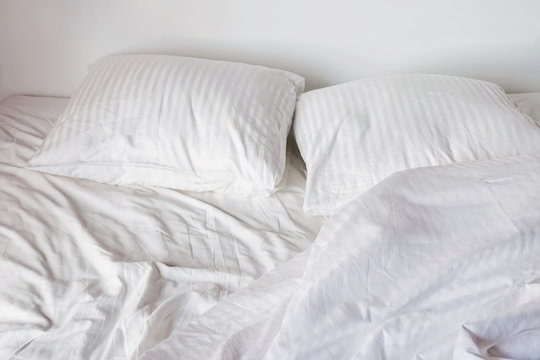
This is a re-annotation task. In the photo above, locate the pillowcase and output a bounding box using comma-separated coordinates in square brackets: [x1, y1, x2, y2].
[27, 54, 304, 195]
[508, 93, 540, 127]
[294, 74, 540, 215]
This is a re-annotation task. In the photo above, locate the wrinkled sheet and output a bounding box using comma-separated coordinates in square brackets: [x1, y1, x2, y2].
[0, 96, 323, 359]
[0, 96, 66, 166]
[268, 155, 540, 359]
[144, 154, 540, 360]
[3, 96, 540, 359]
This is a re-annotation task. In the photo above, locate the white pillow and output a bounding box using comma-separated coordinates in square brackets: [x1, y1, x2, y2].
[27, 54, 304, 195]
[508, 93, 540, 127]
[294, 74, 540, 215]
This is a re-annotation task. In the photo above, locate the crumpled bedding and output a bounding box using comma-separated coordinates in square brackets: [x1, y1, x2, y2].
[2, 96, 540, 359]
[267, 154, 540, 359]
[145, 154, 540, 360]
[0, 96, 323, 359]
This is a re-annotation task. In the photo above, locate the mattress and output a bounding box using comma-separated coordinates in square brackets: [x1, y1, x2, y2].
[0, 96, 323, 358]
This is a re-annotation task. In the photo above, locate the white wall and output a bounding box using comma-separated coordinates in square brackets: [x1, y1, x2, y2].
[1, 0, 539, 101]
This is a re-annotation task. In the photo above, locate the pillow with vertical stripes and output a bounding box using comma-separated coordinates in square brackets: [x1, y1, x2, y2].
[294, 74, 540, 215]
[27, 54, 304, 195]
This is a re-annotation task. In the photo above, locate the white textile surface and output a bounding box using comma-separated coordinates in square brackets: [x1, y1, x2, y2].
[294, 75, 540, 216]
[27, 55, 304, 196]
[0, 96, 66, 166]
[146, 153, 540, 359]
[0, 96, 322, 359]
[2, 95, 540, 359]
[267, 154, 540, 359]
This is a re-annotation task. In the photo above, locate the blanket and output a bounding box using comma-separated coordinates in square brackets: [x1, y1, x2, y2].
[148, 154, 540, 359]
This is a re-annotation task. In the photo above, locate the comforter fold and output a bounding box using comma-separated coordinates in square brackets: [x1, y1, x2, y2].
[3, 151, 540, 359]
[150, 155, 540, 359]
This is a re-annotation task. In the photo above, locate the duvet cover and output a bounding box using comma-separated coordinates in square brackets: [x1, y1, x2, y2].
[148, 154, 540, 359]
[0, 96, 323, 359]
[2, 96, 540, 359]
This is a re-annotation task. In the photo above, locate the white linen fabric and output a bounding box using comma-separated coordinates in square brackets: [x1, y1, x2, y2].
[265, 154, 540, 360]
[294, 74, 540, 215]
[509, 92, 540, 127]
[145, 154, 540, 360]
[4, 95, 540, 359]
[27, 54, 304, 195]
[0, 96, 323, 359]
[0, 96, 67, 166]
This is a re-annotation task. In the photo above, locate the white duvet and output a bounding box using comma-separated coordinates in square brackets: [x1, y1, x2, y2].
[269, 155, 540, 359]
[147, 154, 540, 360]
[0, 97, 322, 359]
[2, 96, 540, 359]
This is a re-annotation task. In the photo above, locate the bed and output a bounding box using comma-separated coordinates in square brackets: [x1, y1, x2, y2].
[2, 55, 540, 359]
[0, 95, 323, 359]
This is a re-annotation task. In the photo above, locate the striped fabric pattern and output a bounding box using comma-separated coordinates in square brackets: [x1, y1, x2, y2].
[294, 74, 540, 215]
[28, 54, 304, 195]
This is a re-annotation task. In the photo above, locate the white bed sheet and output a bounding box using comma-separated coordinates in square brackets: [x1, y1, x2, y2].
[144, 154, 540, 360]
[0, 96, 323, 359]
[266, 153, 540, 359]
[145, 92, 540, 359]
[2, 92, 540, 359]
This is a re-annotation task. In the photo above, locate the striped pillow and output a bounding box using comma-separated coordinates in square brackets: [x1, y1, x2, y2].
[294, 74, 540, 215]
[27, 54, 304, 195]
